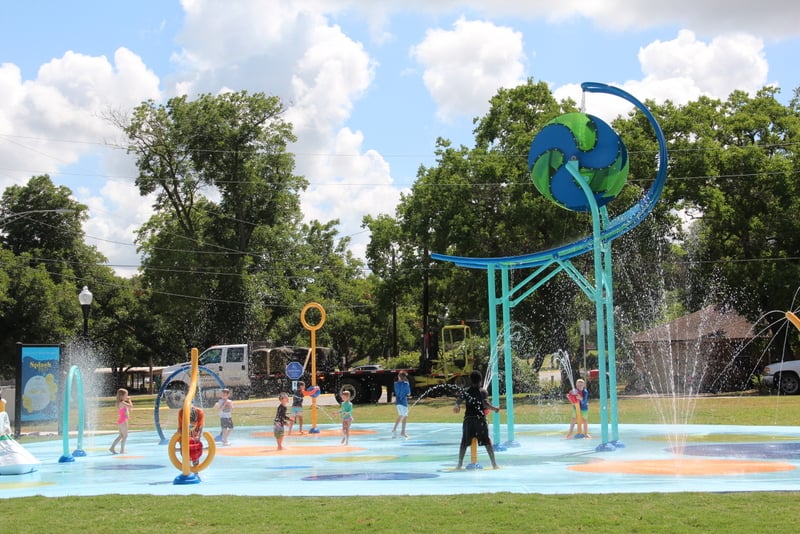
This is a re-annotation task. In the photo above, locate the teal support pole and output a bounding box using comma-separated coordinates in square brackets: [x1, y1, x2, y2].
[603, 241, 622, 445]
[487, 267, 501, 445]
[501, 265, 516, 447]
[565, 159, 612, 448]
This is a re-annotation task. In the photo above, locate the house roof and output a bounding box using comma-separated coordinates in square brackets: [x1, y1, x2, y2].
[630, 305, 756, 343]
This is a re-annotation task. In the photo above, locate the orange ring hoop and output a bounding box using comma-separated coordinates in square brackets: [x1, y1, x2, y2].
[168, 430, 217, 473]
[300, 302, 326, 331]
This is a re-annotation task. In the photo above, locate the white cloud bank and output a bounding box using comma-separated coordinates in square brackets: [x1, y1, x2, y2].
[0, 0, 794, 277]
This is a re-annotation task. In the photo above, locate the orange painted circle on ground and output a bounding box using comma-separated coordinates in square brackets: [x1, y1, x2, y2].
[250, 428, 377, 439]
[569, 458, 797, 476]
[215, 445, 366, 456]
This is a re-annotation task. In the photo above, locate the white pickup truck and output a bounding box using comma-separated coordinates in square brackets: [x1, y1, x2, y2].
[763, 360, 800, 394]
[160, 343, 323, 408]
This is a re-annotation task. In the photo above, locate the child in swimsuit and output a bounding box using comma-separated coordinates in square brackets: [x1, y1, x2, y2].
[339, 389, 353, 445]
[109, 388, 132, 454]
[216, 388, 234, 445]
[273, 392, 293, 451]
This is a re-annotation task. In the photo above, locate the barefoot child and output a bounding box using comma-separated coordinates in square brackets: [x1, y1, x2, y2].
[339, 389, 353, 445]
[216, 388, 234, 445]
[273, 392, 293, 451]
[109, 388, 132, 454]
[288, 381, 306, 435]
[392, 371, 411, 439]
[565, 378, 590, 438]
[453, 370, 500, 469]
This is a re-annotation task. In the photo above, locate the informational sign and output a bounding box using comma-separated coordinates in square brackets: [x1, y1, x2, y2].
[285, 361, 304, 380]
[16, 344, 62, 432]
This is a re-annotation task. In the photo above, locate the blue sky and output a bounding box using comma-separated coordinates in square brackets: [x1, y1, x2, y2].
[2, 1, 799, 276]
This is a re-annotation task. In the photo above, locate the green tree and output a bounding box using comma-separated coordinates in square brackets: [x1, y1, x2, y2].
[120, 91, 373, 361]
[366, 79, 688, 364]
[660, 87, 800, 321]
[0, 176, 132, 377]
[383, 80, 588, 352]
[1, 175, 86, 270]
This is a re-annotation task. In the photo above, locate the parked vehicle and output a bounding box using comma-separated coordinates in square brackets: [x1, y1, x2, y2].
[160, 343, 334, 408]
[315, 324, 476, 403]
[763, 360, 800, 394]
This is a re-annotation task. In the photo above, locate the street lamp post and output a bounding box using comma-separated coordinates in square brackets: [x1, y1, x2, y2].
[78, 286, 93, 338]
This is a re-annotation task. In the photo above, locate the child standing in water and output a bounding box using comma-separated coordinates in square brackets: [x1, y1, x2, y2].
[339, 389, 353, 445]
[392, 371, 411, 439]
[453, 370, 499, 469]
[288, 381, 306, 435]
[565, 378, 590, 438]
[216, 388, 234, 445]
[273, 392, 293, 451]
[109, 388, 132, 454]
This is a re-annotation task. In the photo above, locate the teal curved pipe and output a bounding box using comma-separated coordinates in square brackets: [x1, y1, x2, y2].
[59, 365, 86, 463]
[431, 82, 667, 269]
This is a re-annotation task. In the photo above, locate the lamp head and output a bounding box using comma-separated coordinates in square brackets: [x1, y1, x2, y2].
[78, 286, 93, 306]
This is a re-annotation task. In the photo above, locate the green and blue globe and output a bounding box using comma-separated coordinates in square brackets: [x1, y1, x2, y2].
[527, 112, 629, 212]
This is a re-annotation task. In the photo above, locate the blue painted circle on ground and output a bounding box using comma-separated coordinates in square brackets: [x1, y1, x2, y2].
[676, 442, 800, 459]
[93, 464, 166, 470]
[302, 472, 439, 481]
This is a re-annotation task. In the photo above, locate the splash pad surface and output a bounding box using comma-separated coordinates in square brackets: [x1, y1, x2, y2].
[2, 423, 800, 497]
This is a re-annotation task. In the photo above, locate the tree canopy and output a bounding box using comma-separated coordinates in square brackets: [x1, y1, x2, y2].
[3, 81, 800, 382]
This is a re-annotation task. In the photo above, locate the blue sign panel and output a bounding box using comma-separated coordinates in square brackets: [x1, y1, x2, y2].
[285, 361, 304, 380]
[17, 344, 61, 424]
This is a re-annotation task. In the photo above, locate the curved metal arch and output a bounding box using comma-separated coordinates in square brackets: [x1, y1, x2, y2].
[431, 81, 668, 269]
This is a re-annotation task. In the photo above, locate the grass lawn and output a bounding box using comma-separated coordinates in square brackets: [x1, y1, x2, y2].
[4, 393, 800, 533]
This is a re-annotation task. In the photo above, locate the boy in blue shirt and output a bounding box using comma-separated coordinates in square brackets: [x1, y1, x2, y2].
[392, 371, 411, 438]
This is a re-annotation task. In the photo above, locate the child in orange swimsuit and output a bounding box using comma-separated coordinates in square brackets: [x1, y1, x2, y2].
[109, 388, 132, 454]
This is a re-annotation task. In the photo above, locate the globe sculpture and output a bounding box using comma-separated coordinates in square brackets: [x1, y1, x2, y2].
[527, 112, 629, 211]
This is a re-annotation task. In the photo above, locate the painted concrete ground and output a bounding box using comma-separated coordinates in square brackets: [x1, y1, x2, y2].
[2, 422, 800, 497]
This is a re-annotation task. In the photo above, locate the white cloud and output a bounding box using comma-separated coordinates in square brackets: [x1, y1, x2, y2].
[578, 0, 800, 39]
[553, 30, 769, 124]
[298, 127, 405, 260]
[1, 0, 795, 279]
[83, 179, 154, 278]
[339, 0, 800, 39]
[638, 30, 767, 98]
[175, 0, 384, 262]
[0, 48, 160, 274]
[410, 18, 526, 122]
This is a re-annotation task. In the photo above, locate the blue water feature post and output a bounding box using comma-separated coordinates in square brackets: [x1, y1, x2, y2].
[486, 267, 501, 447]
[59, 365, 86, 463]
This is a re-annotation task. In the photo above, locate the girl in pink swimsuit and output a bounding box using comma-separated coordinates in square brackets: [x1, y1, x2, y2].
[109, 388, 132, 454]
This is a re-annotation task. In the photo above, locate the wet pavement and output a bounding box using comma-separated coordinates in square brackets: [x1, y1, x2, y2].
[2, 422, 800, 497]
